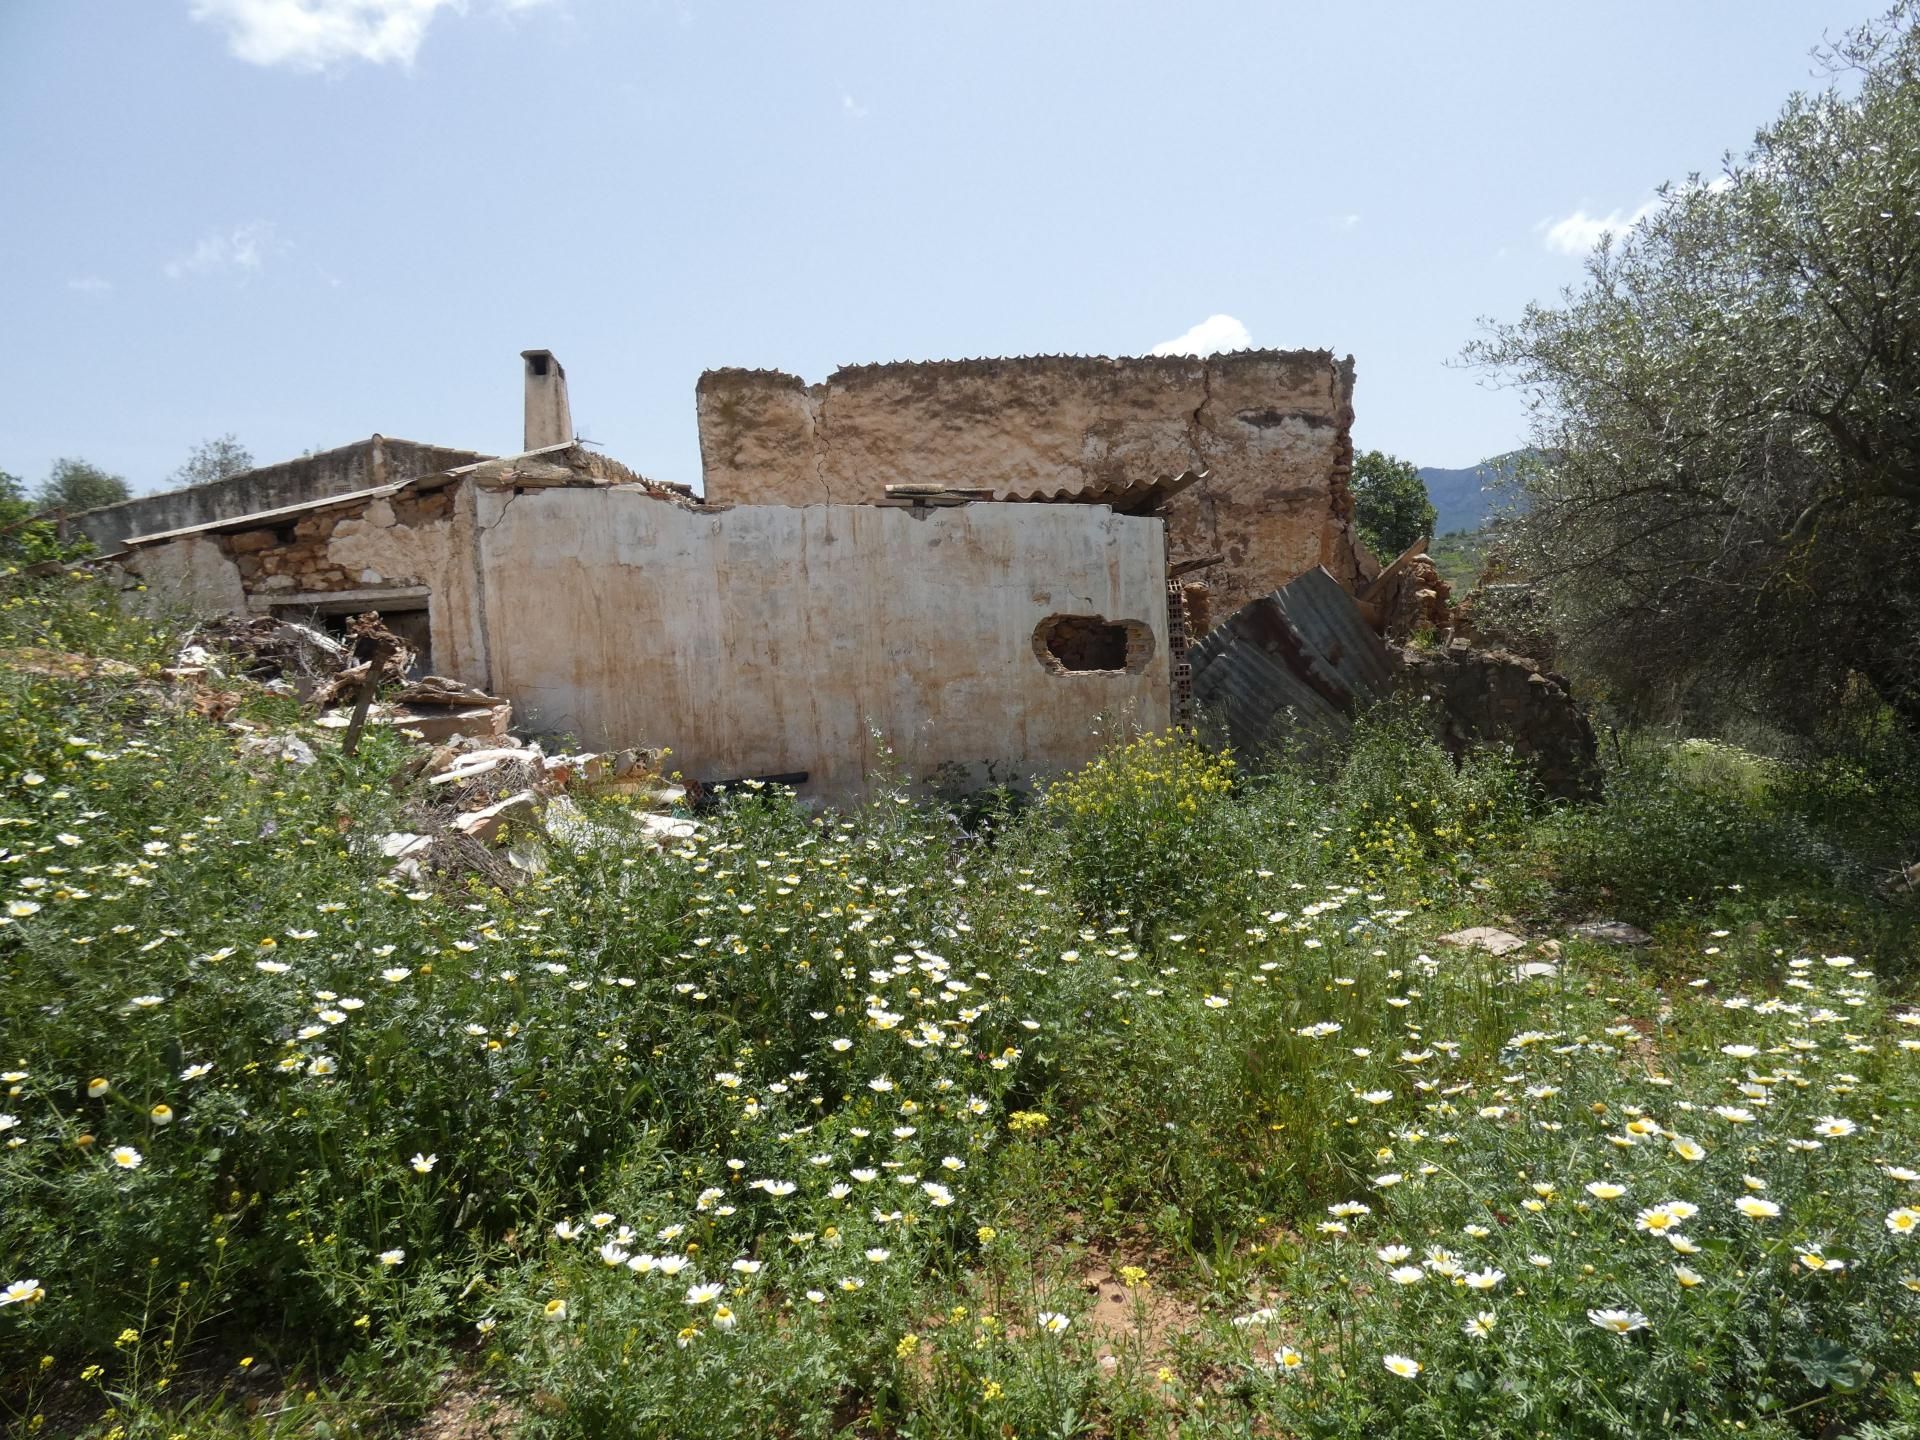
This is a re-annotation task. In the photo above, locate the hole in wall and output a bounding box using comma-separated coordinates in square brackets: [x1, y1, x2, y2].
[1033, 614, 1154, 675]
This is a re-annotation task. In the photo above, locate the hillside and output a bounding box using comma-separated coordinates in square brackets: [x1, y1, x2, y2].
[1417, 450, 1531, 536]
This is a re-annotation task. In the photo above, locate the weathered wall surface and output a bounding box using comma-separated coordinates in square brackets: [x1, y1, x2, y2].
[697, 351, 1360, 619]
[473, 489, 1171, 798]
[74, 437, 489, 555]
[123, 482, 490, 683]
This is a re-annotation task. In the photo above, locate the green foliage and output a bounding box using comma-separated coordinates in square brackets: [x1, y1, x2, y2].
[169, 435, 255, 491]
[1351, 449, 1437, 558]
[1426, 528, 1489, 589]
[0, 472, 90, 567]
[0, 580, 1915, 1438]
[1469, 6, 1920, 738]
[35, 458, 130, 515]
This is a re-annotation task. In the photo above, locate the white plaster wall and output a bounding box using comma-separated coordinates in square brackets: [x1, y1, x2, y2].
[473, 489, 1170, 798]
[129, 535, 248, 617]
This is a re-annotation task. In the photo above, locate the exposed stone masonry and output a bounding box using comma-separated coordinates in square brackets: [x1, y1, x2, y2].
[697, 350, 1364, 623]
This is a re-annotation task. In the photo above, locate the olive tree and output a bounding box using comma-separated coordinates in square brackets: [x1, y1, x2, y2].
[1469, 6, 1920, 737]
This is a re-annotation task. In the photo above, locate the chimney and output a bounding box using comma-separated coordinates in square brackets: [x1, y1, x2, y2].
[521, 349, 573, 451]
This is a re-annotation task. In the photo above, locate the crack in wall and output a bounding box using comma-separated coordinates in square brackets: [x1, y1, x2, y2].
[806, 385, 834, 505]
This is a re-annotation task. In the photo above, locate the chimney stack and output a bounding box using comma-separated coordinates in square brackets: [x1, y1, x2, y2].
[521, 349, 573, 451]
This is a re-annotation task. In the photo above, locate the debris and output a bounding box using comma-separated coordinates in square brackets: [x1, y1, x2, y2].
[376, 832, 433, 859]
[1188, 567, 1395, 764]
[1395, 643, 1601, 802]
[1356, 538, 1453, 641]
[382, 701, 514, 744]
[237, 733, 317, 767]
[451, 790, 541, 845]
[1437, 926, 1528, 956]
[183, 615, 346, 694]
[388, 675, 503, 707]
[312, 612, 415, 716]
[637, 811, 701, 843]
[428, 748, 543, 786]
[1511, 960, 1560, 980]
[1568, 920, 1653, 946]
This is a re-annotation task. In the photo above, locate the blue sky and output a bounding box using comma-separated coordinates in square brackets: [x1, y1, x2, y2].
[0, 0, 1884, 496]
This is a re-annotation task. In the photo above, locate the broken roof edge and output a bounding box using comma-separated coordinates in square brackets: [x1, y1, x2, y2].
[122, 479, 416, 547]
[877, 467, 1206, 515]
[68, 435, 496, 523]
[698, 348, 1354, 395]
[122, 443, 700, 546]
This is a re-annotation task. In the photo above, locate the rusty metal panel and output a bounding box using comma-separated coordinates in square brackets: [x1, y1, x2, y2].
[1188, 567, 1394, 763]
[1271, 567, 1396, 698]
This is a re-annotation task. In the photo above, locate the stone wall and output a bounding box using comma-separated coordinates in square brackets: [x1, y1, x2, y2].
[697, 350, 1362, 620]
[1394, 641, 1600, 801]
[124, 480, 490, 683]
[73, 436, 489, 554]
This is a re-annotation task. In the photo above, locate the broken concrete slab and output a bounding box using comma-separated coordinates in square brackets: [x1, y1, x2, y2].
[428, 747, 544, 785]
[451, 790, 540, 845]
[1437, 926, 1528, 957]
[1569, 920, 1653, 947]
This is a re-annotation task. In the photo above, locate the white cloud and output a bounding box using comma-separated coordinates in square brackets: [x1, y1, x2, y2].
[1334, 212, 1361, 230]
[1150, 314, 1253, 358]
[187, 0, 523, 71]
[66, 276, 114, 295]
[841, 92, 869, 120]
[1540, 199, 1660, 256]
[165, 222, 279, 280]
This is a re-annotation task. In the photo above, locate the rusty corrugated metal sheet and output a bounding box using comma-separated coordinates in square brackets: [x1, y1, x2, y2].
[1188, 566, 1394, 762]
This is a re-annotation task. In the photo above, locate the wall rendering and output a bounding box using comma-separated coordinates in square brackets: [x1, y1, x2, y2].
[696, 350, 1362, 619]
[473, 488, 1170, 796]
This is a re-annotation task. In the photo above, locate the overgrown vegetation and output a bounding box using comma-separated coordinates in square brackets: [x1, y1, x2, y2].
[1, 576, 1916, 1439]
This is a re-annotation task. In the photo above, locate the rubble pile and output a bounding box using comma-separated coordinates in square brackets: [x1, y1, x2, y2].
[167, 623, 696, 890]
[1189, 564, 1601, 801]
[1393, 639, 1600, 801]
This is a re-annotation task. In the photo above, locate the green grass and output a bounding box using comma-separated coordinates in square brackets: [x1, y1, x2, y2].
[1425, 529, 1490, 591]
[0, 576, 1916, 1439]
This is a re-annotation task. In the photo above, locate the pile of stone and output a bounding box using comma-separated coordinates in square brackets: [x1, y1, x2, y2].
[182, 621, 697, 886]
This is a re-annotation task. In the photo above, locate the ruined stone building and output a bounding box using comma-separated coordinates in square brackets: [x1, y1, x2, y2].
[81, 346, 1388, 799]
[698, 350, 1365, 620]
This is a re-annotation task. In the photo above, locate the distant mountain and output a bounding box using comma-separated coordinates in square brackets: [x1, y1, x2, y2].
[1417, 451, 1533, 536]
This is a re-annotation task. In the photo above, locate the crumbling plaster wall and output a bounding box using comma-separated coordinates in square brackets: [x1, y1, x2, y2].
[124, 483, 491, 683]
[472, 488, 1171, 798]
[697, 350, 1361, 620]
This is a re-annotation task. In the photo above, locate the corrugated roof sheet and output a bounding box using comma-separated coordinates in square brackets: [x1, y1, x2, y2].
[1189, 567, 1395, 763]
[1000, 467, 1206, 514]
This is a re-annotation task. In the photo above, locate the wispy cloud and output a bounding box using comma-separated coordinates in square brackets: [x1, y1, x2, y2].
[164, 222, 280, 280]
[841, 92, 869, 121]
[1150, 313, 1253, 358]
[1333, 212, 1361, 231]
[188, 0, 555, 71]
[1539, 199, 1660, 256]
[66, 276, 114, 295]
